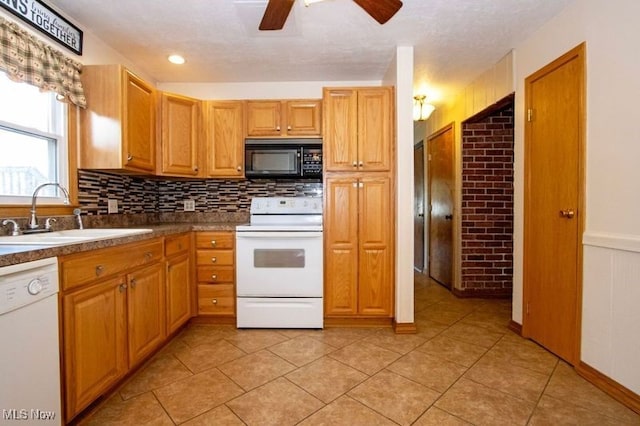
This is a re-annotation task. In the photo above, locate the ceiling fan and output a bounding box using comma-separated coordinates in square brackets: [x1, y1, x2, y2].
[259, 0, 403, 31]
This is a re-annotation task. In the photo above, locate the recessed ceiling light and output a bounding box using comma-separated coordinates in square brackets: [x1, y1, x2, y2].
[168, 54, 185, 65]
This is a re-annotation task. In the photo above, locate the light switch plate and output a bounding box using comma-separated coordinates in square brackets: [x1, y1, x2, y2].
[184, 199, 195, 212]
[107, 199, 118, 214]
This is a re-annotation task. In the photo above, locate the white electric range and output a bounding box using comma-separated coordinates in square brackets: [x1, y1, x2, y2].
[235, 197, 323, 328]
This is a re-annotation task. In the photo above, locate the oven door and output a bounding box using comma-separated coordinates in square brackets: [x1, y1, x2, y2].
[236, 231, 323, 297]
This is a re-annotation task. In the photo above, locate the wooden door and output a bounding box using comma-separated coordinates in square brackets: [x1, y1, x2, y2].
[166, 254, 192, 335]
[204, 101, 245, 178]
[323, 88, 358, 171]
[414, 142, 425, 272]
[123, 70, 156, 172]
[324, 176, 359, 315]
[246, 101, 282, 137]
[286, 100, 322, 136]
[523, 44, 585, 364]
[159, 92, 200, 176]
[358, 87, 393, 172]
[62, 276, 127, 419]
[358, 175, 393, 316]
[127, 263, 165, 366]
[428, 124, 454, 288]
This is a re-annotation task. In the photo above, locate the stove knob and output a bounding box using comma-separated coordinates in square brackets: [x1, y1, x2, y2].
[27, 278, 43, 295]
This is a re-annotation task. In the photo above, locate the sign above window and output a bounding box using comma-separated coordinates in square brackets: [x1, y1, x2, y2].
[1, 0, 82, 55]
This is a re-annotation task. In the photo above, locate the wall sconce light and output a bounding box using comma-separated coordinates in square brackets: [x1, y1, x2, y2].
[413, 95, 435, 121]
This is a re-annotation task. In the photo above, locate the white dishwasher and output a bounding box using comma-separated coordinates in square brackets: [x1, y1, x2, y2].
[0, 257, 61, 425]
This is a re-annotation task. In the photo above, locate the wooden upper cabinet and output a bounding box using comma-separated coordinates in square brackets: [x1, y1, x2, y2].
[203, 101, 245, 178]
[246, 99, 322, 137]
[158, 92, 201, 177]
[80, 65, 156, 173]
[323, 87, 393, 172]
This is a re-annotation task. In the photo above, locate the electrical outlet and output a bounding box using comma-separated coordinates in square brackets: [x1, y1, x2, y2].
[184, 199, 195, 212]
[107, 199, 118, 214]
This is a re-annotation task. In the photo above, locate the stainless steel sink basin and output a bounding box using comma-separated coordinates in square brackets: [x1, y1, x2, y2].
[0, 228, 153, 246]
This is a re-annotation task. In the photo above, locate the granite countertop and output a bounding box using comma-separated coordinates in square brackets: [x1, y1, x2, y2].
[0, 222, 246, 267]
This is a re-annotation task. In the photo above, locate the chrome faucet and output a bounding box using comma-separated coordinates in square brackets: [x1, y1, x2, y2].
[29, 183, 70, 229]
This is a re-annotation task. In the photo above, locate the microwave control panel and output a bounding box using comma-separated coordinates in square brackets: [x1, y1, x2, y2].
[302, 148, 322, 177]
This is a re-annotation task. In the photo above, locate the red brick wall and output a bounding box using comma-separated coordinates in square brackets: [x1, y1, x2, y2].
[460, 105, 514, 295]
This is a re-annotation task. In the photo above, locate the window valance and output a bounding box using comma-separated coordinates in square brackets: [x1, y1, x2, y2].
[0, 16, 86, 108]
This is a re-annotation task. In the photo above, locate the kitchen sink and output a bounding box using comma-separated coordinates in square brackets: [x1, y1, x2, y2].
[0, 228, 153, 246]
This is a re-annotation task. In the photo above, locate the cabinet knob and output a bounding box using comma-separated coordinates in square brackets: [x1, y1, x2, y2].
[144, 252, 153, 261]
[95, 265, 104, 276]
[236, 165, 242, 172]
[127, 153, 133, 162]
[130, 278, 137, 288]
[276, 126, 281, 131]
[352, 161, 357, 167]
[211, 240, 216, 247]
[211, 298, 218, 305]
[119, 283, 127, 293]
[211, 257, 217, 263]
[287, 125, 292, 130]
[358, 161, 363, 167]
[177, 243, 183, 250]
[194, 166, 199, 172]
[211, 274, 217, 280]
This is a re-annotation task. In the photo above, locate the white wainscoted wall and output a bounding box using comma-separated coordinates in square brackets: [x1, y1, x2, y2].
[582, 234, 640, 393]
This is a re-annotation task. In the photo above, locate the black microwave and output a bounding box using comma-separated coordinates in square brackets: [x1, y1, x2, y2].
[245, 139, 322, 179]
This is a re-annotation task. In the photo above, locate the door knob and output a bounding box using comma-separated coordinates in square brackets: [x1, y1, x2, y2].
[560, 209, 575, 219]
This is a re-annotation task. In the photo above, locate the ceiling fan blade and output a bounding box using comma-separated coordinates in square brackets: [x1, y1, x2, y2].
[259, 0, 295, 30]
[352, 0, 403, 25]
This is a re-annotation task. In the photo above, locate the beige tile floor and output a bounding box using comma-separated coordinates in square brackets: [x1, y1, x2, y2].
[82, 274, 640, 425]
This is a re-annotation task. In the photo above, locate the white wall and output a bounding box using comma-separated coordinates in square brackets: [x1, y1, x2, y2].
[384, 46, 415, 324]
[513, 0, 640, 394]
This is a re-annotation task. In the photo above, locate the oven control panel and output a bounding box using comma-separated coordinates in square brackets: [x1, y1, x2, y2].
[250, 197, 322, 214]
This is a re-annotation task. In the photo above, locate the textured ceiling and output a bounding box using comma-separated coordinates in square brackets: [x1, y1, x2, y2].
[51, 0, 572, 102]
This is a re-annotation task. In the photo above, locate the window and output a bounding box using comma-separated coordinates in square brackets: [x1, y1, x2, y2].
[0, 71, 69, 204]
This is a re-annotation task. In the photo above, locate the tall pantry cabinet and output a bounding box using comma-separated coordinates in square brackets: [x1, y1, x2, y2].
[323, 87, 395, 320]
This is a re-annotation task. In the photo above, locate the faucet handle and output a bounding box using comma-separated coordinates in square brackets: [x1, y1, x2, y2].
[45, 217, 57, 230]
[2, 219, 22, 236]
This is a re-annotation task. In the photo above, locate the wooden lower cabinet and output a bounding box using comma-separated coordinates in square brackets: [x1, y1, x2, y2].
[324, 175, 394, 317]
[60, 237, 170, 422]
[62, 276, 128, 420]
[126, 263, 166, 366]
[196, 231, 236, 318]
[165, 233, 193, 335]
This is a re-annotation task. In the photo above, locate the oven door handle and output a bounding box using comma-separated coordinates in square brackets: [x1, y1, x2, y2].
[236, 232, 323, 239]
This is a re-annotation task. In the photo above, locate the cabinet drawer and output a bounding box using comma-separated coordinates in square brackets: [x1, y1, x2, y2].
[195, 232, 234, 249]
[196, 249, 234, 266]
[165, 233, 191, 257]
[198, 284, 234, 315]
[61, 239, 163, 291]
[197, 266, 234, 284]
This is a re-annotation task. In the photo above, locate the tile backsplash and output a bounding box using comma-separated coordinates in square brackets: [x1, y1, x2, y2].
[78, 170, 323, 216]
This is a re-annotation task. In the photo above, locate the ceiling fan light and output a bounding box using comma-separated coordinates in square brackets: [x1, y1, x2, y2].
[168, 54, 186, 65]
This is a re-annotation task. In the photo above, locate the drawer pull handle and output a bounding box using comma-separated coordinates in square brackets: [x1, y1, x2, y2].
[211, 274, 217, 280]
[212, 298, 218, 305]
[211, 240, 216, 247]
[96, 265, 104, 276]
[211, 257, 217, 263]
[119, 283, 127, 293]
[130, 279, 137, 289]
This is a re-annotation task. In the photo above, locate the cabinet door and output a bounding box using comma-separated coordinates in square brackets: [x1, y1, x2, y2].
[166, 254, 192, 335]
[323, 89, 358, 171]
[123, 70, 156, 172]
[286, 100, 322, 136]
[159, 92, 200, 176]
[358, 88, 393, 172]
[127, 263, 165, 366]
[246, 101, 283, 137]
[358, 176, 393, 316]
[204, 101, 245, 178]
[63, 276, 127, 419]
[324, 177, 359, 315]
